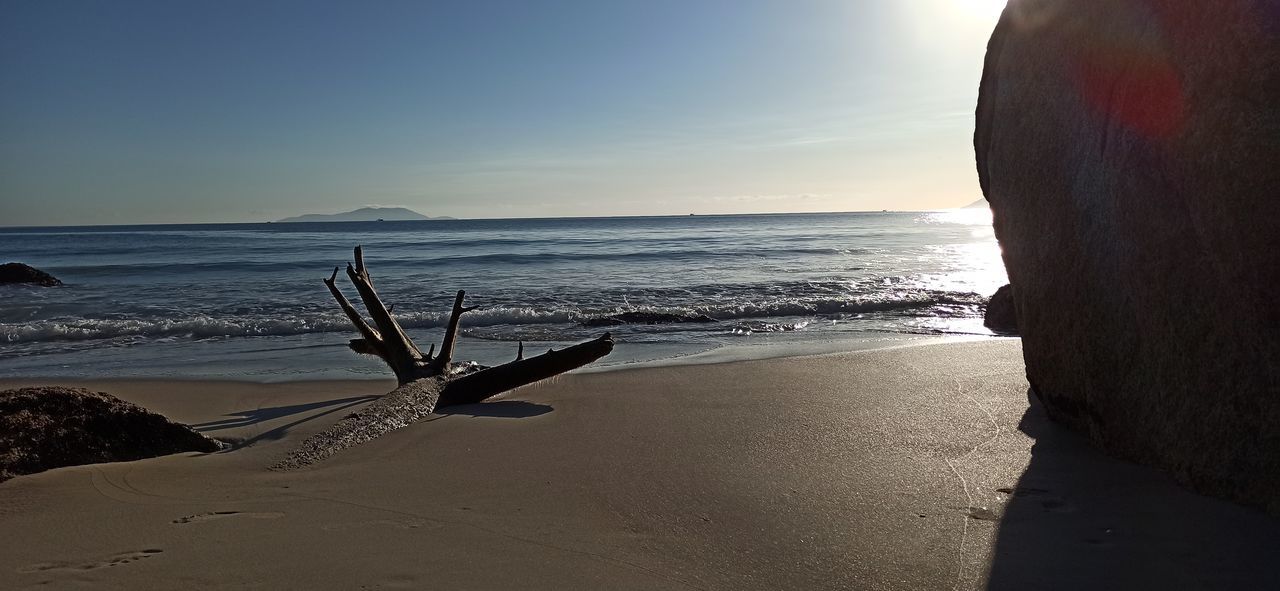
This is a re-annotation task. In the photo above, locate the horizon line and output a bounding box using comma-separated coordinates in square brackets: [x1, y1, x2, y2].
[0, 207, 989, 230]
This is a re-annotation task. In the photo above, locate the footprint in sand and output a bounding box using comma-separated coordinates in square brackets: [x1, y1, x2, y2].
[996, 486, 1048, 497]
[18, 549, 163, 573]
[321, 518, 437, 532]
[966, 506, 1001, 521]
[172, 511, 285, 524]
[995, 486, 1076, 514]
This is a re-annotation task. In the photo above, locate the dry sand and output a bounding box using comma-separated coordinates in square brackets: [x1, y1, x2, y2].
[1, 340, 1277, 590]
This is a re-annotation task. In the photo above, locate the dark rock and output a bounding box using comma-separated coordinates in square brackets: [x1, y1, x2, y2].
[0, 263, 62, 287]
[976, 1, 1280, 512]
[581, 311, 717, 327]
[0, 387, 220, 482]
[983, 284, 1018, 335]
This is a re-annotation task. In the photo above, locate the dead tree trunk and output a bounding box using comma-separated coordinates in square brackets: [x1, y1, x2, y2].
[325, 246, 613, 406]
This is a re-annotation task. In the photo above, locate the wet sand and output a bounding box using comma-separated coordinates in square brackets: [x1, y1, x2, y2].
[1, 340, 1277, 590]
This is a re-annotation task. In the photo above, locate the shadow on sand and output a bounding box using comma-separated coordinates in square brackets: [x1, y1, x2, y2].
[985, 390, 1280, 590]
[194, 395, 380, 449]
[197, 395, 552, 450]
[193, 396, 381, 432]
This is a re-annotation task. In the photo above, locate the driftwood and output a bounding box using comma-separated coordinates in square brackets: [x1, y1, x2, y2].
[276, 246, 613, 469]
[324, 245, 613, 395]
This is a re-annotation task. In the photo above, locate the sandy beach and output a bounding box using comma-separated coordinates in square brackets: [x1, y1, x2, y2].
[2, 340, 1277, 590]
[7, 0, 1278, 587]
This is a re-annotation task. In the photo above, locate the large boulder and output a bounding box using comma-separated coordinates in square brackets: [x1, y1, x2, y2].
[976, 0, 1280, 512]
[0, 387, 220, 482]
[0, 262, 62, 286]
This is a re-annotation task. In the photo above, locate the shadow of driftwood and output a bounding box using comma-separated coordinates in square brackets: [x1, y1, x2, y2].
[985, 390, 1280, 590]
[193, 396, 380, 432]
[195, 395, 380, 450]
[435, 400, 553, 419]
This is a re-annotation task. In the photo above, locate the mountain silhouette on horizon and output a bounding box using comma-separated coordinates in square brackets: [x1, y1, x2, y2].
[276, 207, 453, 223]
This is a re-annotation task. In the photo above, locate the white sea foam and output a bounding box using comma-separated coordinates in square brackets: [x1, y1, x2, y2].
[2, 291, 984, 346]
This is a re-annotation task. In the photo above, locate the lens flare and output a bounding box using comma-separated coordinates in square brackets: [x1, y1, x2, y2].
[954, 0, 1007, 18]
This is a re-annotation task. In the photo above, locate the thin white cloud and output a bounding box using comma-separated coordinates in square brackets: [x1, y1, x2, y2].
[709, 193, 825, 203]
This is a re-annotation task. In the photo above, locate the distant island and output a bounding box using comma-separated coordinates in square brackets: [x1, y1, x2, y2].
[964, 198, 990, 209]
[276, 207, 453, 223]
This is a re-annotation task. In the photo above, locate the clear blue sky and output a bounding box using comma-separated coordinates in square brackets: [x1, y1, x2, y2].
[1, 0, 1004, 225]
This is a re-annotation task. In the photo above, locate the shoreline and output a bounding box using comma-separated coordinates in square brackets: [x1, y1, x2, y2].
[0, 332, 998, 384]
[588, 333, 1000, 373]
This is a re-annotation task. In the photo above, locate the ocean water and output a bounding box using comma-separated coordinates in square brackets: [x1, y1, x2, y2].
[0, 210, 1007, 380]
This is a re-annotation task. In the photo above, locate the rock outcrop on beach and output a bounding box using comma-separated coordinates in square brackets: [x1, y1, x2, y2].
[0, 263, 61, 286]
[976, 1, 1280, 512]
[0, 387, 220, 482]
[983, 284, 1017, 335]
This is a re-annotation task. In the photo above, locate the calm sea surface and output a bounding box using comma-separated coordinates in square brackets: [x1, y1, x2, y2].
[0, 211, 1007, 380]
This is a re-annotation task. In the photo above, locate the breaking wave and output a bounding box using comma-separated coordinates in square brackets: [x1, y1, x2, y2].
[2, 291, 985, 345]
